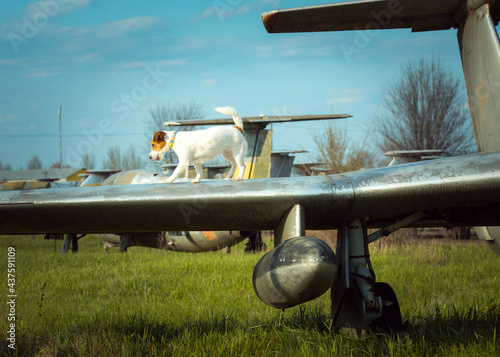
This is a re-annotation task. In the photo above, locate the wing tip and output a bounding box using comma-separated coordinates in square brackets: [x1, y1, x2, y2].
[262, 10, 279, 33]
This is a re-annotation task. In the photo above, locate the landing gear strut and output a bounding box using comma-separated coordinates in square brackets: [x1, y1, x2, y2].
[330, 219, 404, 336]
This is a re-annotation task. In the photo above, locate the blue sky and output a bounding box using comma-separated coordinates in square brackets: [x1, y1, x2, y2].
[0, 0, 494, 170]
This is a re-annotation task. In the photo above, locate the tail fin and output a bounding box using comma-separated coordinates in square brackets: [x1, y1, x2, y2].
[458, 3, 500, 153]
[214, 106, 243, 130]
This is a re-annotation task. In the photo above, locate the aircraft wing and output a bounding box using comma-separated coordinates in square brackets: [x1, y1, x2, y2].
[385, 150, 448, 157]
[1, 151, 500, 234]
[262, 0, 500, 33]
[164, 114, 351, 127]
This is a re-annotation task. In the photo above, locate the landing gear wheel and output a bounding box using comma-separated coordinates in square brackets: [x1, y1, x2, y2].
[370, 282, 404, 334]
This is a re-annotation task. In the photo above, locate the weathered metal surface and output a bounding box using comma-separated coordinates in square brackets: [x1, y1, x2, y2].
[252, 236, 337, 309]
[274, 204, 306, 246]
[0, 173, 336, 234]
[97, 231, 246, 252]
[458, 4, 500, 153]
[166, 231, 246, 252]
[1, 151, 500, 234]
[261, 0, 500, 34]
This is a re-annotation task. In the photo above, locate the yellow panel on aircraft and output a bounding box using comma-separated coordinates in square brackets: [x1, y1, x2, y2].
[0, 181, 51, 191]
[248, 129, 272, 179]
[236, 129, 272, 179]
[66, 169, 86, 182]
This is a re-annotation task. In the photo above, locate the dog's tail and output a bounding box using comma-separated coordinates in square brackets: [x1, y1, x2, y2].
[214, 106, 243, 133]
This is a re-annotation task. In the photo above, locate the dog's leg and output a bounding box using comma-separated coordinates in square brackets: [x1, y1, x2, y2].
[166, 161, 189, 183]
[234, 160, 246, 181]
[192, 163, 203, 184]
[222, 151, 237, 179]
[233, 144, 247, 181]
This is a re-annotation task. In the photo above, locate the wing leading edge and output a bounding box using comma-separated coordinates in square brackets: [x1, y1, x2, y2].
[1, 151, 500, 234]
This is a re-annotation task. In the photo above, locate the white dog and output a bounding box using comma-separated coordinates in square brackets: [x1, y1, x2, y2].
[149, 106, 248, 183]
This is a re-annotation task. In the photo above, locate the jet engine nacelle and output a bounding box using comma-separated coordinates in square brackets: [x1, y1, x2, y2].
[252, 236, 337, 309]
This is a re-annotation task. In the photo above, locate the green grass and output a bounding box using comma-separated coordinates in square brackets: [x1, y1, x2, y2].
[1, 235, 499, 356]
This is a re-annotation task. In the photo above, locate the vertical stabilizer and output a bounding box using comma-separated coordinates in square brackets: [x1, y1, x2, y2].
[458, 2, 500, 152]
[458, 2, 500, 255]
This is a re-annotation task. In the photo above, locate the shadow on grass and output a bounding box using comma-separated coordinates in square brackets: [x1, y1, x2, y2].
[8, 306, 499, 356]
[405, 305, 500, 346]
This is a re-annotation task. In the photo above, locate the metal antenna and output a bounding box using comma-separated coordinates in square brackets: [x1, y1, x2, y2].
[58, 106, 62, 166]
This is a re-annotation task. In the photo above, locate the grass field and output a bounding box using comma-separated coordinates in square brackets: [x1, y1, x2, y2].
[1, 234, 499, 356]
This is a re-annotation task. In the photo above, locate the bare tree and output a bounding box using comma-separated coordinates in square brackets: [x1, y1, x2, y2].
[102, 145, 144, 170]
[50, 162, 71, 168]
[102, 146, 121, 170]
[314, 122, 373, 174]
[144, 100, 206, 133]
[0, 161, 11, 170]
[81, 151, 95, 170]
[377, 57, 475, 156]
[27, 155, 42, 169]
[122, 145, 145, 170]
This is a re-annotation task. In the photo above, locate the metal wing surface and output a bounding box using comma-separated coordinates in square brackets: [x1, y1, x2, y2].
[1, 151, 500, 235]
[262, 0, 500, 33]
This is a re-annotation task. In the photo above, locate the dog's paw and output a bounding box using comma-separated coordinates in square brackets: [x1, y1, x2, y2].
[233, 177, 242, 181]
[191, 179, 200, 184]
[166, 178, 174, 183]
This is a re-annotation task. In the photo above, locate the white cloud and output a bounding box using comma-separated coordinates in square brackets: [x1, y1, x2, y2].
[326, 88, 367, 106]
[25, 0, 93, 18]
[235, 5, 251, 16]
[22, 70, 51, 78]
[255, 35, 334, 58]
[378, 36, 443, 50]
[74, 52, 101, 63]
[0, 114, 16, 123]
[201, 7, 216, 19]
[0, 59, 18, 66]
[199, 3, 250, 21]
[96, 17, 162, 38]
[255, 44, 305, 58]
[261, 0, 280, 6]
[202, 78, 217, 86]
[168, 36, 240, 52]
[119, 59, 187, 69]
[327, 96, 363, 105]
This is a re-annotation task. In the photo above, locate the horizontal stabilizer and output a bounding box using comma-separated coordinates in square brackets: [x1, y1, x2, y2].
[164, 114, 351, 127]
[262, 0, 500, 33]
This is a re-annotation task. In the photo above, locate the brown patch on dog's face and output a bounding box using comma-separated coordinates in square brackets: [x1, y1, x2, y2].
[151, 131, 166, 152]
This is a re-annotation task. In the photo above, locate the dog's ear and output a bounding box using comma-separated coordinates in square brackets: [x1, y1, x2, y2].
[151, 131, 167, 151]
[153, 131, 165, 142]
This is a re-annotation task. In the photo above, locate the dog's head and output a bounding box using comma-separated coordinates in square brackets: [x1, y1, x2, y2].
[149, 131, 168, 161]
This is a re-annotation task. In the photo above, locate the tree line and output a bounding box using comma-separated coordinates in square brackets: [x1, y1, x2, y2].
[4, 57, 475, 173]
